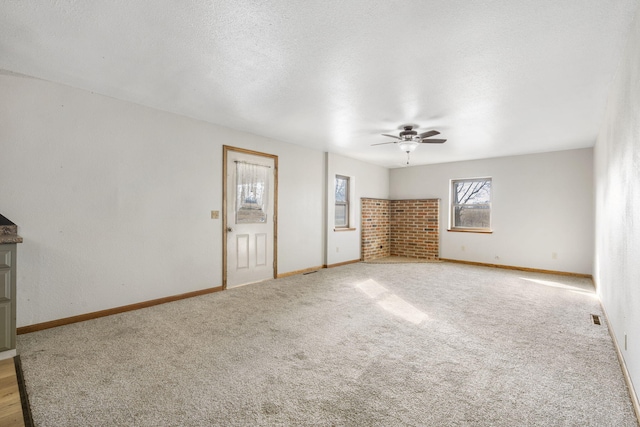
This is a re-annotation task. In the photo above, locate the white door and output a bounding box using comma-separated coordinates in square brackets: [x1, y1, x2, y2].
[224, 147, 276, 288]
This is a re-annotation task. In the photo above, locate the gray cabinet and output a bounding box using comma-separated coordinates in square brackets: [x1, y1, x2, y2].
[0, 244, 16, 352]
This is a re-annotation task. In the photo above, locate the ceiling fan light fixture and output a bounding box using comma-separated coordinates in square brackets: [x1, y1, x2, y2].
[398, 140, 419, 152]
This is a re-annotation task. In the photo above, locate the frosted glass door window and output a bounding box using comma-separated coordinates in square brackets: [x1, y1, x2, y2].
[236, 162, 270, 224]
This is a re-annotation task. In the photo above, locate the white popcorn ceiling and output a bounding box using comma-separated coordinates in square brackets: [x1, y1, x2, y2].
[0, 0, 637, 167]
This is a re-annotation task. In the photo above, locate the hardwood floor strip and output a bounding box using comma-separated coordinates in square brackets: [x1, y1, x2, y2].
[17, 286, 224, 334]
[0, 358, 24, 427]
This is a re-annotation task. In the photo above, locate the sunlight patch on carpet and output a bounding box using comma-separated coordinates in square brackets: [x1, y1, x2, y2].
[377, 294, 428, 325]
[520, 277, 597, 297]
[356, 279, 388, 299]
[356, 279, 428, 324]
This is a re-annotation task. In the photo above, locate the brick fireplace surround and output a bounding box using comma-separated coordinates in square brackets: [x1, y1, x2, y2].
[361, 198, 440, 261]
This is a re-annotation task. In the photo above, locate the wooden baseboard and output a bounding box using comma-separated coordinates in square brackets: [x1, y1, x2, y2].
[277, 266, 324, 278]
[18, 259, 360, 334]
[17, 286, 223, 335]
[439, 258, 592, 278]
[324, 259, 361, 269]
[599, 302, 640, 424]
[277, 260, 360, 277]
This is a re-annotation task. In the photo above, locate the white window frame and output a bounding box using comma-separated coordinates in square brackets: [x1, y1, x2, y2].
[450, 177, 492, 233]
[335, 175, 350, 229]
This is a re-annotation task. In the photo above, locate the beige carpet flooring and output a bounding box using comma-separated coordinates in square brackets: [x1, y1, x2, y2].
[17, 262, 639, 426]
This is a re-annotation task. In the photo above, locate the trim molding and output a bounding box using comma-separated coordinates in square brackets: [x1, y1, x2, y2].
[0, 349, 16, 360]
[447, 228, 493, 234]
[324, 259, 360, 269]
[600, 302, 640, 424]
[18, 259, 361, 334]
[14, 356, 34, 427]
[17, 286, 223, 335]
[278, 260, 361, 277]
[439, 258, 592, 278]
[277, 266, 324, 278]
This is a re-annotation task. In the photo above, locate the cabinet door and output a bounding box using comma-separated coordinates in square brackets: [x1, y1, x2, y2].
[0, 301, 11, 352]
[0, 245, 15, 353]
[0, 270, 10, 301]
[0, 250, 10, 269]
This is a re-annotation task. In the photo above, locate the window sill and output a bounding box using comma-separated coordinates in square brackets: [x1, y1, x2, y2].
[448, 228, 493, 234]
[334, 227, 357, 232]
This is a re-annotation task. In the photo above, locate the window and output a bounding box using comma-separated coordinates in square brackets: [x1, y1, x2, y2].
[235, 161, 269, 224]
[450, 178, 492, 232]
[335, 175, 350, 228]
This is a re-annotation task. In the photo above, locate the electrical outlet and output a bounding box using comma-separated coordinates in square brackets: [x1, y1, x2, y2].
[552, 252, 557, 259]
[211, 210, 219, 219]
[336, 247, 340, 253]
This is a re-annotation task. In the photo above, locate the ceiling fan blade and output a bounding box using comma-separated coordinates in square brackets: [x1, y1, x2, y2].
[371, 141, 396, 146]
[418, 130, 440, 138]
[381, 134, 401, 140]
[419, 138, 447, 144]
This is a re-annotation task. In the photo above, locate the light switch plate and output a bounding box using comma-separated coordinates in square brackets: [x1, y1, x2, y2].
[211, 210, 219, 219]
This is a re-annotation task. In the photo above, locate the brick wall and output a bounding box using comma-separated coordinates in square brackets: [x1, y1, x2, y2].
[390, 199, 439, 259]
[361, 198, 439, 261]
[361, 198, 390, 260]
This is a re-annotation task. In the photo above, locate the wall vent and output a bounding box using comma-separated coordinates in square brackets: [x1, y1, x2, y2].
[591, 314, 601, 325]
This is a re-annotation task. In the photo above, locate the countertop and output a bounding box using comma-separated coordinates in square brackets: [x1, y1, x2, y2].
[0, 215, 23, 244]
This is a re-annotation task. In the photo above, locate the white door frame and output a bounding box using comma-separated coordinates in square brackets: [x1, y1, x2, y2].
[222, 145, 278, 289]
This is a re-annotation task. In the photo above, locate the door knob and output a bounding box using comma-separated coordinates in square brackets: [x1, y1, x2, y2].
[227, 227, 233, 232]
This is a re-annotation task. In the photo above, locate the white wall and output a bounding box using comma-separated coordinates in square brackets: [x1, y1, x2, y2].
[594, 6, 640, 403]
[0, 73, 324, 327]
[390, 149, 594, 274]
[326, 152, 389, 266]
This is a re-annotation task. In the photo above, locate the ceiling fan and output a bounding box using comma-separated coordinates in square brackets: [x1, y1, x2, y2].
[373, 125, 446, 165]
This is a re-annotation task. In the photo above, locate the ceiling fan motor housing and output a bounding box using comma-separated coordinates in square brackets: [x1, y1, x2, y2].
[399, 126, 418, 138]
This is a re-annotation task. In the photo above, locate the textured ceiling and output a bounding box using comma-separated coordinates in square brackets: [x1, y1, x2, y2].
[1, 1, 638, 167]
